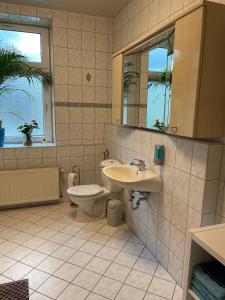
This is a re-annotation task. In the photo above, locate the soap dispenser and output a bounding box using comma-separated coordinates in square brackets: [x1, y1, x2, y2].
[154, 145, 164, 165]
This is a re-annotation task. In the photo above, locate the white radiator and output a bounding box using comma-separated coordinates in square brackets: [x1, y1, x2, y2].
[0, 167, 60, 207]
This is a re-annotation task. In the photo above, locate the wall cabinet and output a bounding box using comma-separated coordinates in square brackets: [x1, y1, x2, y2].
[170, 2, 225, 138]
[112, 1, 225, 138]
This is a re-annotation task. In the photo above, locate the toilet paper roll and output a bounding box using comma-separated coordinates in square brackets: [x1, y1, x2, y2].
[68, 173, 79, 188]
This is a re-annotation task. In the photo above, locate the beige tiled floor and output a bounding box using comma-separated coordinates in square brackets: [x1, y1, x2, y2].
[0, 202, 183, 300]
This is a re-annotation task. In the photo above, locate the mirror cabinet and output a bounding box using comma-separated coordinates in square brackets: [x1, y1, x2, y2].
[123, 28, 174, 130]
[112, 1, 225, 138]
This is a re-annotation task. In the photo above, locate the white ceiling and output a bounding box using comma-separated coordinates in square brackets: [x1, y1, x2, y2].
[6, 0, 132, 18]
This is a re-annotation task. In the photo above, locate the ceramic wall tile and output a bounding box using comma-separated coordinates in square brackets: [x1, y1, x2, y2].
[55, 85, 69, 102]
[169, 225, 185, 261]
[207, 145, 222, 180]
[175, 139, 193, 173]
[191, 142, 208, 179]
[159, 0, 171, 22]
[68, 13, 82, 30]
[168, 251, 183, 286]
[20, 5, 36, 16]
[53, 27, 68, 47]
[68, 29, 82, 49]
[188, 176, 205, 213]
[171, 198, 188, 233]
[159, 192, 172, 222]
[53, 10, 68, 28]
[82, 15, 96, 32]
[173, 169, 190, 205]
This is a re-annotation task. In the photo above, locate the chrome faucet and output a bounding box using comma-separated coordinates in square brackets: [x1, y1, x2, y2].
[130, 159, 146, 171]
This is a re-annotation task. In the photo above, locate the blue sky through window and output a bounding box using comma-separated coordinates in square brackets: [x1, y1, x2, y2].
[148, 48, 168, 72]
[0, 29, 41, 62]
[147, 47, 170, 128]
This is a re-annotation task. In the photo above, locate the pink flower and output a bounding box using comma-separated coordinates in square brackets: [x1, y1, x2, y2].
[32, 120, 38, 126]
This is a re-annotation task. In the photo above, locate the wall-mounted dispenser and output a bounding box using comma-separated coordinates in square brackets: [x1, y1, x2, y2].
[154, 145, 164, 165]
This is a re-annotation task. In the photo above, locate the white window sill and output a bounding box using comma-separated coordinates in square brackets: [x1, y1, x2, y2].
[1, 143, 56, 149]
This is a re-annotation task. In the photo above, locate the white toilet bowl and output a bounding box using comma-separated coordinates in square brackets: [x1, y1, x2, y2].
[67, 185, 110, 222]
[67, 159, 121, 222]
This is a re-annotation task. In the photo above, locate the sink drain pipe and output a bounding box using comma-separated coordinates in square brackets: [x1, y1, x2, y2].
[129, 191, 151, 210]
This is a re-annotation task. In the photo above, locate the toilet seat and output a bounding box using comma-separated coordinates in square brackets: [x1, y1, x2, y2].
[67, 184, 104, 197]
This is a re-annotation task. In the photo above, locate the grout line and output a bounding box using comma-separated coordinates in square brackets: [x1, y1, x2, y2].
[144, 274, 154, 300]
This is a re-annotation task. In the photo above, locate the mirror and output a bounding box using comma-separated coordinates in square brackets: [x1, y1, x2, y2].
[123, 27, 174, 131]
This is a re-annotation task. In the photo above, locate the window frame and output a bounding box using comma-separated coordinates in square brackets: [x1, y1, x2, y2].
[0, 23, 53, 144]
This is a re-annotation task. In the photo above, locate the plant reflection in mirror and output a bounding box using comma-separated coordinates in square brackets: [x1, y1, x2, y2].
[148, 70, 172, 90]
[123, 62, 140, 93]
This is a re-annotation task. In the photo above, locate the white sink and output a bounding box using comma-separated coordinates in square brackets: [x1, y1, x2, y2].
[103, 165, 162, 192]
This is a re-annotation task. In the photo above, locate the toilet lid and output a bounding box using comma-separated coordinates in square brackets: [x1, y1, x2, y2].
[67, 184, 104, 197]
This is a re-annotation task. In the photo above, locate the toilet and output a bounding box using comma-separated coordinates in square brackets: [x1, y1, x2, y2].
[67, 159, 121, 222]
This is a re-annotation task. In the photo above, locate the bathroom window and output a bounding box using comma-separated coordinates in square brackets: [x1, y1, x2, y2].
[0, 24, 53, 143]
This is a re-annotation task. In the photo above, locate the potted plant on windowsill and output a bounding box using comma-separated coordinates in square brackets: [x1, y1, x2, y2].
[17, 120, 39, 146]
[0, 48, 52, 147]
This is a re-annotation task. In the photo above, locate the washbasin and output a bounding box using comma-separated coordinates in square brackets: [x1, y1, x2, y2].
[103, 165, 162, 192]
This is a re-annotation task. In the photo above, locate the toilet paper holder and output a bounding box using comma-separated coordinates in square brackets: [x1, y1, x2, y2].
[72, 165, 80, 174]
[59, 166, 81, 197]
[72, 165, 80, 185]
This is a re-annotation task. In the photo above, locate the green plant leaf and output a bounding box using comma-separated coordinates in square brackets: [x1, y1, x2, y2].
[0, 48, 52, 91]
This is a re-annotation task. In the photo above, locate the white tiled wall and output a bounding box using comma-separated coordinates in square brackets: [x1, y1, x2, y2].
[0, 2, 114, 191]
[113, 0, 225, 52]
[104, 124, 223, 285]
[110, 0, 225, 285]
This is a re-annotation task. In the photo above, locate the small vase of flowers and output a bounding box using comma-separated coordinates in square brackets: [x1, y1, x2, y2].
[153, 119, 168, 131]
[17, 120, 39, 146]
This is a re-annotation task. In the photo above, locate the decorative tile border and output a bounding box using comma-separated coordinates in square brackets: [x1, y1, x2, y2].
[123, 103, 147, 108]
[55, 102, 112, 108]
